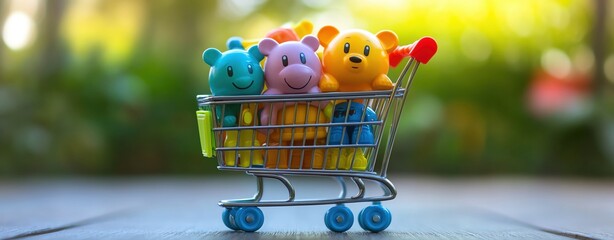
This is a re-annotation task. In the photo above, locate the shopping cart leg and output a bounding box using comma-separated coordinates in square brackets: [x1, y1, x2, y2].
[350, 177, 366, 199]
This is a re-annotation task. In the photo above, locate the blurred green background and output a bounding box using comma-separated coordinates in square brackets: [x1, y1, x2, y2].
[1, 0, 613, 176]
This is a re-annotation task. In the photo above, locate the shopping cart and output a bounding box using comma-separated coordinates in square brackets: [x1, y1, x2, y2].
[196, 37, 437, 233]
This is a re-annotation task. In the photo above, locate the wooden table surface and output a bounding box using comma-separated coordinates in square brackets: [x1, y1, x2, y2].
[1, 175, 613, 240]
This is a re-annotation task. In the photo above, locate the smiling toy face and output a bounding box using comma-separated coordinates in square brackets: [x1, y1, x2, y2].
[203, 37, 265, 96]
[259, 35, 322, 94]
[318, 26, 398, 90]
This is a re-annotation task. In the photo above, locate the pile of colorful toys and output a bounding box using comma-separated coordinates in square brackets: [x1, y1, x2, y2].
[202, 20, 414, 171]
[197, 20, 438, 233]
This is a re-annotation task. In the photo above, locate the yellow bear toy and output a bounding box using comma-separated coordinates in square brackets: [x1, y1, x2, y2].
[317, 26, 399, 171]
[317, 25, 399, 92]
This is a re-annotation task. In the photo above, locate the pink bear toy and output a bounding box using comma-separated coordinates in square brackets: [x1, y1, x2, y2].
[258, 35, 325, 126]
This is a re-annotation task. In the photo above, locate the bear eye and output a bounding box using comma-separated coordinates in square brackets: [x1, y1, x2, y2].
[364, 45, 370, 56]
[227, 66, 233, 77]
[344, 42, 350, 53]
[247, 64, 253, 74]
[299, 53, 306, 64]
[282, 55, 288, 67]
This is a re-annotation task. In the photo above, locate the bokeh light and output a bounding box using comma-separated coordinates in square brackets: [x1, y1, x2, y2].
[2, 11, 35, 50]
[542, 48, 572, 79]
[605, 55, 614, 84]
[0, 0, 612, 176]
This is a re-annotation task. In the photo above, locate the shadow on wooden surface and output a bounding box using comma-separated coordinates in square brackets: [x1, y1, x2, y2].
[1, 176, 611, 240]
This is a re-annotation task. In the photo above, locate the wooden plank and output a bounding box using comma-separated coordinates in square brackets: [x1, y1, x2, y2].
[0, 178, 143, 239]
[2, 176, 579, 239]
[393, 177, 614, 239]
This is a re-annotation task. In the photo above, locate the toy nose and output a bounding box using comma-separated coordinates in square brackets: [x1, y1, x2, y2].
[350, 56, 362, 63]
[280, 65, 314, 79]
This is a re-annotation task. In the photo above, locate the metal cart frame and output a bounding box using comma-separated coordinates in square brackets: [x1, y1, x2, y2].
[196, 37, 437, 232]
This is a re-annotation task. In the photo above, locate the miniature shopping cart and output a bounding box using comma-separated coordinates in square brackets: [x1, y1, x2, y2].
[196, 37, 437, 233]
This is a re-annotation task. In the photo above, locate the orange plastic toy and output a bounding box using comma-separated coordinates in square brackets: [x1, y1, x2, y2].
[317, 26, 399, 92]
[317, 26, 399, 170]
[264, 104, 328, 169]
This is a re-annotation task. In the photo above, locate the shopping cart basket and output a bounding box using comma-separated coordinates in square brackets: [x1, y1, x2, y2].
[196, 37, 437, 232]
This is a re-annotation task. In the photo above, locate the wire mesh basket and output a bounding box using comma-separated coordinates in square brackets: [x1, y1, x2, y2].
[196, 37, 437, 232]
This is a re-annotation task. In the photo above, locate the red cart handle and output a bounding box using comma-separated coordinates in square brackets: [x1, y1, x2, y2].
[389, 37, 437, 67]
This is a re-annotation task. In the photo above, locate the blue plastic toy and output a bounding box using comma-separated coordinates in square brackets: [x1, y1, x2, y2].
[203, 37, 265, 167]
[328, 102, 377, 145]
[326, 102, 377, 170]
[202, 37, 265, 127]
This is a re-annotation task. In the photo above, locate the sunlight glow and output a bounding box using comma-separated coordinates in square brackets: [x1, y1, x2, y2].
[62, 0, 143, 64]
[2, 11, 35, 50]
[460, 28, 491, 62]
[300, 0, 332, 8]
[217, 0, 265, 19]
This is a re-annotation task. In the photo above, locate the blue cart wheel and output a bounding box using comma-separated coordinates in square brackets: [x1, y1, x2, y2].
[357, 208, 365, 230]
[234, 207, 264, 232]
[324, 205, 354, 232]
[358, 205, 392, 232]
[222, 208, 239, 230]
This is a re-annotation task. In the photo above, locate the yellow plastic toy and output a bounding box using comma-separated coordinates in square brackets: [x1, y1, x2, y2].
[326, 148, 366, 170]
[224, 104, 263, 167]
[196, 110, 215, 158]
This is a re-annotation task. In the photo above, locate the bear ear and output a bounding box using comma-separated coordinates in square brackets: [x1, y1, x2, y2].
[317, 25, 339, 48]
[376, 30, 399, 53]
[203, 48, 222, 66]
[258, 38, 278, 56]
[301, 35, 320, 52]
[247, 45, 264, 61]
[227, 37, 245, 50]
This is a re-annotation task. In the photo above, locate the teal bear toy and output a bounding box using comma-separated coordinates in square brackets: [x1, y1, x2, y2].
[203, 37, 265, 127]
